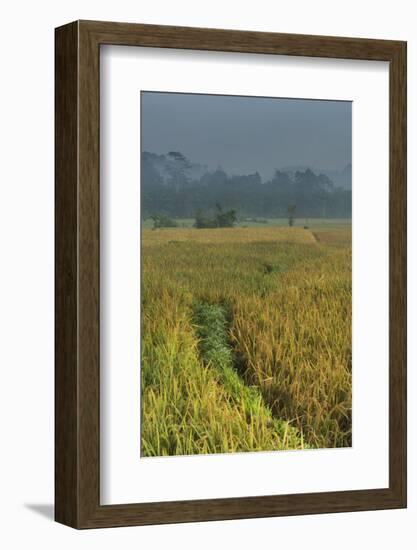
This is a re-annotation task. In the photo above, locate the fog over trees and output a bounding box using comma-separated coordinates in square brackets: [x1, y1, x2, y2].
[141, 150, 352, 220]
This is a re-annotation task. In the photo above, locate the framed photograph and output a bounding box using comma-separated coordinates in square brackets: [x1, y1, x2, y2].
[55, 20, 406, 528]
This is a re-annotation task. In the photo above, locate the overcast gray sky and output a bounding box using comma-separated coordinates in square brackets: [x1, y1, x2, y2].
[141, 91, 351, 180]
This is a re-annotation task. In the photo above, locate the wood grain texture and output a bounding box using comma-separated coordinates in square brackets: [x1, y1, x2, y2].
[388, 41, 407, 504]
[55, 20, 407, 529]
[55, 21, 79, 527]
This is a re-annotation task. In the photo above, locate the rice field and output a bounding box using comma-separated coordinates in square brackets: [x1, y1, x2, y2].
[141, 224, 352, 456]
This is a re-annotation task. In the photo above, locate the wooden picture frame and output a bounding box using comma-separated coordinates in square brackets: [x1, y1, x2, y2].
[55, 20, 407, 528]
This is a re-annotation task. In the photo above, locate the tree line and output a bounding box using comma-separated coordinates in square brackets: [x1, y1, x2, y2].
[141, 151, 351, 220]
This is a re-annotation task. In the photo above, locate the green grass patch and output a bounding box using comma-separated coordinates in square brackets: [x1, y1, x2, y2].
[193, 302, 306, 445]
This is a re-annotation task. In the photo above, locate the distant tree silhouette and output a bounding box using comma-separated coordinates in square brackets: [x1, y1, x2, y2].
[287, 204, 296, 227]
[141, 151, 352, 220]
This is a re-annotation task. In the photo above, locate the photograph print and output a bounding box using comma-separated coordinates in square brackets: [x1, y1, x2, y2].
[140, 91, 352, 457]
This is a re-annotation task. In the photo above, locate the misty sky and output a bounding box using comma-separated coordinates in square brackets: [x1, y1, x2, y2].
[141, 91, 351, 179]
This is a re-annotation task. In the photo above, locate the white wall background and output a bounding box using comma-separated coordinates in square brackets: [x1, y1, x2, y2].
[0, 0, 415, 547]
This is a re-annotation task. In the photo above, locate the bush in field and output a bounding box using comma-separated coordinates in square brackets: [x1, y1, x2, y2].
[194, 203, 237, 229]
[150, 213, 178, 229]
[193, 209, 217, 229]
[215, 203, 237, 227]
